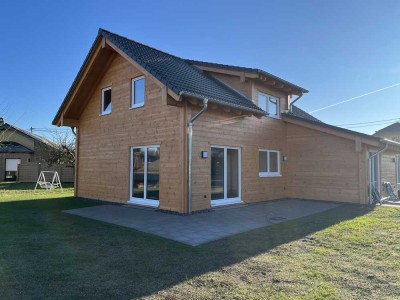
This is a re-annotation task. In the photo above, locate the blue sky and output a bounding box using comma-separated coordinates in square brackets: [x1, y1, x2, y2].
[1, 0, 399, 135]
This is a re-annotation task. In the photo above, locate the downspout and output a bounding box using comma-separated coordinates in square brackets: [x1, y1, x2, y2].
[188, 98, 208, 214]
[289, 93, 303, 112]
[368, 140, 389, 204]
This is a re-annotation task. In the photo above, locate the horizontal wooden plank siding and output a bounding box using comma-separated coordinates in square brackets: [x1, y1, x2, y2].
[77, 54, 184, 212]
[190, 95, 289, 211]
[286, 123, 363, 203]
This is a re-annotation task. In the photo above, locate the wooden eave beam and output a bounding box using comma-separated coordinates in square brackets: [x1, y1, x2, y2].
[61, 117, 80, 127]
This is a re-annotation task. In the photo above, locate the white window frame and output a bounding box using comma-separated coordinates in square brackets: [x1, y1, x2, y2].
[100, 87, 112, 115]
[258, 92, 280, 119]
[259, 149, 281, 177]
[131, 76, 145, 109]
[129, 145, 160, 207]
[210, 146, 242, 207]
[369, 151, 380, 193]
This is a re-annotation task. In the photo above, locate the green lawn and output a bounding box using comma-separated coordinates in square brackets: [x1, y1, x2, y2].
[1, 183, 400, 299]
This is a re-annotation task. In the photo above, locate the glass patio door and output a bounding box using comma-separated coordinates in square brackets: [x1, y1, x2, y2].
[369, 151, 380, 194]
[129, 146, 160, 207]
[211, 146, 241, 206]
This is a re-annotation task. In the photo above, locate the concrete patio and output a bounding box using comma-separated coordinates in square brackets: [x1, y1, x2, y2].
[65, 199, 340, 246]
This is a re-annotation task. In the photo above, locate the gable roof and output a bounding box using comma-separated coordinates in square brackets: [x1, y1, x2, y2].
[0, 122, 55, 147]
[100, 29, 265, 114]
[0, 141, 33, 153]
[54, 29, 312, 124]
[185, 59, 309, 94]
[374, 122, 400, 136]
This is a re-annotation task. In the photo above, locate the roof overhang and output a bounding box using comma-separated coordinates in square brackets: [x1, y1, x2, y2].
[186, 60, 308, 96]
[179, 91, 266, 118]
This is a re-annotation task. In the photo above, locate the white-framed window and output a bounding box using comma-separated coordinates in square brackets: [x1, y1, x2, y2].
[101, 87, 112, 115]
[259, 149, 281, 177]
[131, 76, 145, 108]
[258, 92, 279, 118]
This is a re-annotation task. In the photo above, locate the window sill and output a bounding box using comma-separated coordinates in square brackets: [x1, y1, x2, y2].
[128, 198, 159, 207]
[259, 173, 282, 178]
[130, 103, 144, 109]
[100, 111, 111, 116]
[211, 198, 243, 207]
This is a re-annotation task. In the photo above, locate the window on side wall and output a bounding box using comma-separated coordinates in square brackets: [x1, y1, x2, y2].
[258, 92, 279, 118]
[101, 87, 112, 115]
[259, 149, 280, 177]
[131, 76, 145, 108]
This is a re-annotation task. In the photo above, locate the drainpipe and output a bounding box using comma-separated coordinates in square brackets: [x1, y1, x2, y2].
[368, 140, 389, 204]
[188, 98, 208, 214]
[289, 93, 303, 112]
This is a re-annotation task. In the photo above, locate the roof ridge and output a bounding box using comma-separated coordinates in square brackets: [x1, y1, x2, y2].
[186, 59, 260, 73]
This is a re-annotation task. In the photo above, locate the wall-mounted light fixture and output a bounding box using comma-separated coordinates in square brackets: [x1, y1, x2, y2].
[201, 151, 208, 159]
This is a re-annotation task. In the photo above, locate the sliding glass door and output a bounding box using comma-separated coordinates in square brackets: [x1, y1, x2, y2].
[130, 146, 160, 207]
[211, 146, 241, 206]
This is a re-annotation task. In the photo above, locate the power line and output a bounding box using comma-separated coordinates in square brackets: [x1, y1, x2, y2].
[342, 121, 398, 129]
[335, 117, 400, 127]
[309, 82, 400, 114]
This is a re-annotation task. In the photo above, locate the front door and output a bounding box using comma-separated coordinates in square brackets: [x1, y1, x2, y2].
[211, 146, 241, 206]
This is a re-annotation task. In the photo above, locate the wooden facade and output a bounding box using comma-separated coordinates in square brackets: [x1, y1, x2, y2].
[54, 37, 400, 213]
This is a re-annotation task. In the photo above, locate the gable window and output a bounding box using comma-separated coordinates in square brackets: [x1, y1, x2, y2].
[259, 149, 280, 177]
[258, 92, 279, 118]
[131, 76, 145, 108]
[101, 87, 112, 115]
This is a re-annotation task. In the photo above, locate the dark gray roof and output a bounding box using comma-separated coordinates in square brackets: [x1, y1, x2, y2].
[374, 122, 400, 136]
[285, 106, 321, 123]
[0, 122, 55, 147]
[99, 29, 265, 115]
[185, 59, 309, 94]
[0, 142, 33, 153]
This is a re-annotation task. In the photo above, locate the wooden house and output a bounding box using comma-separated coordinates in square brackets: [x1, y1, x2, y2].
[53, 29, 400, 213]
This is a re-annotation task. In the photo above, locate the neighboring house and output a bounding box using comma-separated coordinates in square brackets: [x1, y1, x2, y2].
[0, 118, 55, 181]
[53, 29, 400, 213]
[374, 123, 400, 193]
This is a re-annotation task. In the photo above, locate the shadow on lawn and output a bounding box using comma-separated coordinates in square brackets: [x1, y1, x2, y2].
[0, 197, 372, 299]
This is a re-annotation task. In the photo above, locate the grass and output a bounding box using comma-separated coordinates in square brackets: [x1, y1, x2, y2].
[1, 183, 400, 299]
[0, 182, 74, 201]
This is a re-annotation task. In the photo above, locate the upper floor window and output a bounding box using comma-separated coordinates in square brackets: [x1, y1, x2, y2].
[259, 149, 280, 177]
[131, 76, 145, 108]
[101, 87, 112, 115]
[258, 92, 279, 118]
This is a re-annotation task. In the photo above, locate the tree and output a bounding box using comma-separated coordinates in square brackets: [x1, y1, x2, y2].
[46, 129, 76, 166]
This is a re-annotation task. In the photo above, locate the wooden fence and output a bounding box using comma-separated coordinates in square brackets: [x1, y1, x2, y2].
[18, 163, 74, 183]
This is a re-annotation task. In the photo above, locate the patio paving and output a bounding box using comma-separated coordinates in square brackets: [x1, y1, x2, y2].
[65, 199, 340, 246]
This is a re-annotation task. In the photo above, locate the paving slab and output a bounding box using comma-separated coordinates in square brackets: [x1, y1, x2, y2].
[65, 199, 340, 246]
